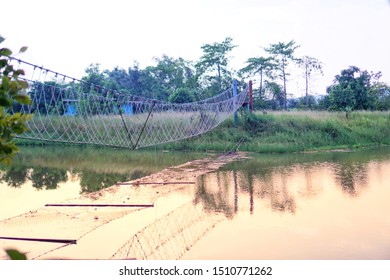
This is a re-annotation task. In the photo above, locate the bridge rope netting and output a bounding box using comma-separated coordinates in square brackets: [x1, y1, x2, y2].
[8, 58, 248, 149]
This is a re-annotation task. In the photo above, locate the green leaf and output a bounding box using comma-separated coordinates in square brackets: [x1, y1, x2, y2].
[0, 48, 12, 57]
[3, 65, 14, 75]
[12, 122, 27, 134]
[19, 46, 28, 53]
[0, 96, 12, 107]
[14, 69, 25, 77]
[5, 249, 28, 260]
[2, 75, 10, 87]
[0, 59, 7, 68]
[14, 93, 32, 105]
[17, 80, 29, 89]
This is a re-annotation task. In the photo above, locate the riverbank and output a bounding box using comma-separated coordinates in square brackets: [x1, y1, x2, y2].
[16, 111, 390, 154]
[156, 110, 390, 153]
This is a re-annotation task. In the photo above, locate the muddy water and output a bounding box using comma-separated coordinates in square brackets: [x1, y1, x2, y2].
[1, 146, 390, 260]
[182, 147, 390, 260]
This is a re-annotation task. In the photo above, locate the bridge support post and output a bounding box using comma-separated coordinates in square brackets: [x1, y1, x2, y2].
[233, 80, 237, 127]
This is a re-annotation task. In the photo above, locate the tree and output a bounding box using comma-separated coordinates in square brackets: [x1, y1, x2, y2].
[239, 56, 276, 100]
[145, 55, 196, 101]
[82, 63, 108, 87]
[370, 81, 390, 110]
[327, 66, 376, 112]
[196, 37, 237, 94]
[297, 56, 323, 110]
[168, 88, 195, 103]
[265, 40, 300, 110]
[0, 36, 32, 164]
[264, 81, 284, 110]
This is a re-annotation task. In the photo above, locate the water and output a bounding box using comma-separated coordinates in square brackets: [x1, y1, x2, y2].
[0, 145, 205, 220]
[1, 145, 390, 259]
[183, 147, 390, 260]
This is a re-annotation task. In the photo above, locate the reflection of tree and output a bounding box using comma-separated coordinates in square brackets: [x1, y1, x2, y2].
[30, 167, 68, 190]
[255, 170, 296, 214]
[333, 163, 368, 196]
[79, 171, 128, 193]
[0, 166, 29, 188]
[194, 174, 234, 218]
[195, 168, 296, 216]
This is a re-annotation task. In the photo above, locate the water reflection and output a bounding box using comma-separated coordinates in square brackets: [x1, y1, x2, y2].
[0, 145, 205, 193]
[1, 166, 29, 188]
[196, 147, 390, 216]
[184, 147, 390, 259]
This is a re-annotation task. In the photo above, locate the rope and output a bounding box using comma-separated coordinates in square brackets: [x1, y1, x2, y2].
[9, 58, 248, 149]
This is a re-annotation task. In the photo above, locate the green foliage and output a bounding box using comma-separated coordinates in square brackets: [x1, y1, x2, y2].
[0, 37, 32, 164]
[168, 88, 195, 103]
[239, 56, 277, 101]
[196, 37, 237, 94]
[265, 40, 300, 110]
[327, 66, 385, 111]
[156, 111, 390, 153]
[5, 249, 27, 260]
[263, 81, 284, 110]
[297, 56, 323, 110]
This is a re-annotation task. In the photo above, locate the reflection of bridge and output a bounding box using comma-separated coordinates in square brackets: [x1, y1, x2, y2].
[110, 202, 225, 260]
[10, 58, 248, 149]
[0, 153, 247, 260]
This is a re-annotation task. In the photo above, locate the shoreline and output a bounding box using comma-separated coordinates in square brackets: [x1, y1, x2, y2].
[15, 111, 390, 154]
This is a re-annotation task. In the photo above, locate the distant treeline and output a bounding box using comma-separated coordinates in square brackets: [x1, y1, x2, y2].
[22, 38, 390, 112]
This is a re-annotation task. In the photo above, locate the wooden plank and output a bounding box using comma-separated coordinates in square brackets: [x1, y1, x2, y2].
[45, 203, 154, 208]
[0, 236, 77, 244]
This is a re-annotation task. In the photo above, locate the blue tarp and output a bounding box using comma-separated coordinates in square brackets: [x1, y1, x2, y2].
[122, 104, 133, 115]
[65, 104, 77, 116]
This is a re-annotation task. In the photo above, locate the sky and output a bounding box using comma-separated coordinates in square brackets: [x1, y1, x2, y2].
[1, 0, 390, 97]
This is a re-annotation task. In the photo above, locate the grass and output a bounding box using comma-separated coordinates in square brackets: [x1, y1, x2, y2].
[16, 110, 390, 154]
[154, 110, 390, 153]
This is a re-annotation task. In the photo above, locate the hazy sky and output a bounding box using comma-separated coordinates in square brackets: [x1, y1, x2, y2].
[2, 0, 390, 96]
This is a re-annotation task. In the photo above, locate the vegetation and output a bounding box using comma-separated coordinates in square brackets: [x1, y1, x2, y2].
[3, 35, 389, 154]
[1, 145, 206, 192]
[297, 56, 323, 110]
[12, 36, 388, 114]
[0, 36, 31, 163]
[195, 37, 237, 93]
[154, 110, 390, 153]
[264, 40, 300, 110]
[327, 66, 388, 112]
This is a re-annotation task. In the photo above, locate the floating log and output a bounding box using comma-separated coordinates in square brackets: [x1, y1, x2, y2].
[45, 203, 154, 208]
[0, 236, 77, 244]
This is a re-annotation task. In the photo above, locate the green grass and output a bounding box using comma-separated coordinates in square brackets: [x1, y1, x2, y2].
[154, 110, 390, 153]
[17, 110, 390, 154]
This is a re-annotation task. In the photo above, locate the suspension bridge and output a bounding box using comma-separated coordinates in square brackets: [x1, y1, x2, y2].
[9, 58, 250, 149]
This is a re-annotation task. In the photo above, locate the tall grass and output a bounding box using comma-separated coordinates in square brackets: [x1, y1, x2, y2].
[17, 110, 390, 154]
[156, 110, 390, 153]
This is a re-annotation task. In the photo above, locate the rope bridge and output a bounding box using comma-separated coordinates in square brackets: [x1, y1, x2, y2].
[9, 58, 248, 149]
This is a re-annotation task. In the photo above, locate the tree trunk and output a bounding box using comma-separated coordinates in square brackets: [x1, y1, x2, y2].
[282, 58, 287, 110]
[217, 64, 221, 90]
[305, 63, 309, 111]
[259, 68, 263, 100]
